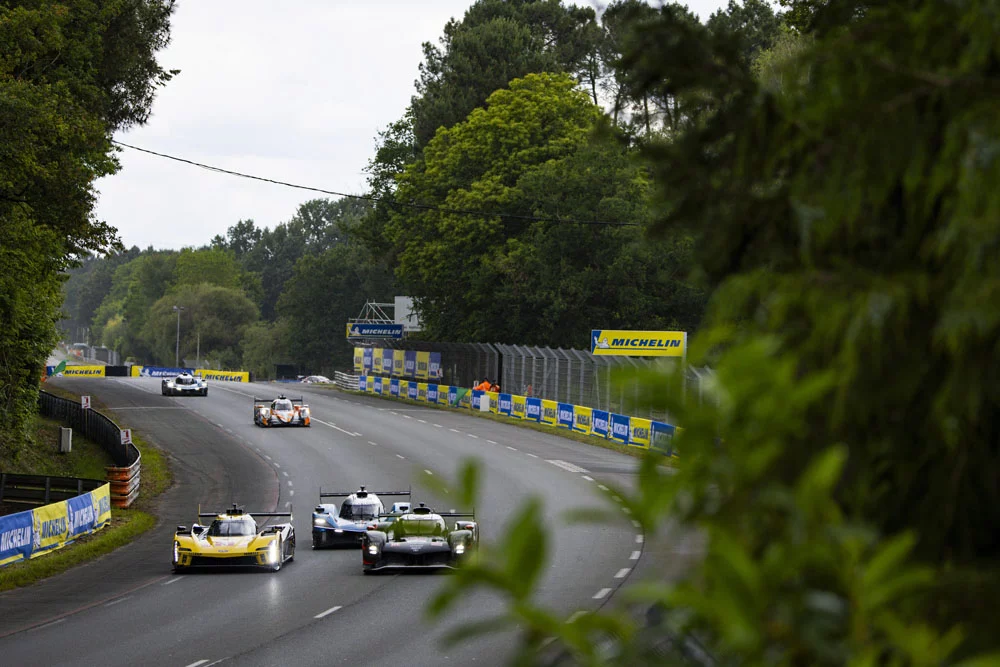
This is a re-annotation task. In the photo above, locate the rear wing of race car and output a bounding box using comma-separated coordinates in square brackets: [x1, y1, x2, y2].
[252, 397, 306, 404]
[318, 485, 411, 500]
[197, 503, 294, 520]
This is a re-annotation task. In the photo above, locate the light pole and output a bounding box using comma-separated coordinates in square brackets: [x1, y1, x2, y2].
[173, 305, 185, 367]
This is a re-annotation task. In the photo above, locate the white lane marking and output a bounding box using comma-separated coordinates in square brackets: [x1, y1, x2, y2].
[622, 507, 632, 515]
[287, 481, 293, 487]
[273, 463, 281, 469]
[214, 422, 224, 429]
[264, 455, 272, 461]
[424, 469, 434, 476]
[403, 415, 412, 419]
[163, 577, 183, 585]
[396, 454, 405, 459]
[282, 471, 289, 477]
[467, 434, 479, 439]
[547, 459, 590, 474]
[418, 419, 427, 423]
[390, 411, 398, 415]
[611, 495, 622, 503]
[526, 453, 538, 458]
[224, 428, 233, 434]
[433, 424, 443, 428]
[368, 441, 378, 446]
[614, 568, 631, 579]
[582, 476, 594, 482]
[289, 490, 294, 496]
[597, 484, 609, 491]
[31, 618, 65, 631]
[204, 660, 227, 667]
[184, 661, 209, 667]
[314, 605, 343, 619]
[506, 446, 518, 451]
[105, 595, 132, 607]
[449, 428, 460, 433]
[635, 534, 644, 544]
[487, 440, 497, 444]
[314, 418, 359, 436]
[593, 588, 612, 599]
[566, 611, 586, 624]
[632, 520, 641, 528]
[630, 550, 641, 560]
[285, 501, 292, 509]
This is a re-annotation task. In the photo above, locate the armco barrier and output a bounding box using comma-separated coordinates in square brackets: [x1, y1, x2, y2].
[0, 473, 105, 505]
[38, 391, 142, 508]
[348, 374, 678, 454]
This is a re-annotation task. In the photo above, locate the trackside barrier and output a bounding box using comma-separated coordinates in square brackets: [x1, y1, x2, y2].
[38, 391, 142, 507]
[0, 483, 112, 567]
[351, 375, 678, 454]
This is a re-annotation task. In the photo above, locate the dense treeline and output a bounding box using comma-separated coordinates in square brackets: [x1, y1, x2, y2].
[1, 0, 175, 457]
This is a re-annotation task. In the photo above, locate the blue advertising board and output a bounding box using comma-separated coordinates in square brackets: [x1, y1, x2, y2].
[609, 413, 631, 443]
[448, 386, 458, 406]
[346, 323, 404, 339]
[498, 393, 512, 416]
[0, 509, 33, 566]
[407, 382, 418, 400]
[429, 352, 442, 379]
[404, 351, 416, 378]
[557, 403, 574, 429]
[374, 376, 383, 395]
[591, 410, 610, 438]
[427, 384, 438, 403]
[357, 375, 367, 391]
[362, 348, 373, 372]
[390, 378, 400, 397]
[525, 397, 542, 422]
[651, 421, 676, 456]
[471, 390, 483, 410]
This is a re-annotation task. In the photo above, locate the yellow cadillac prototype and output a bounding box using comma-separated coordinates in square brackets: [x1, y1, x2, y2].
[172, 504, 296, 572]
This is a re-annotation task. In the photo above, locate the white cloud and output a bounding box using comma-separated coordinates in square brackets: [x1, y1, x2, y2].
[97, 0, 728, 250]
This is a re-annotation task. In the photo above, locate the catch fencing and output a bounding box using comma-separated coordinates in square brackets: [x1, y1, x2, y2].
[354, 341, 714, 423]
[37, 391, 141, 508]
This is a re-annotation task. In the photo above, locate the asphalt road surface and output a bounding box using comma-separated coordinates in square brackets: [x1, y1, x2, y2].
[0, 378, 696, 666]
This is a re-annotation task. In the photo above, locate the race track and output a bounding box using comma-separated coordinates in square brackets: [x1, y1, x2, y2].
[0, 377, 686, 666]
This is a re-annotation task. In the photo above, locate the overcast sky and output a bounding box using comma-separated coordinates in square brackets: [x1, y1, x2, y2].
[96, 1, 728, 251]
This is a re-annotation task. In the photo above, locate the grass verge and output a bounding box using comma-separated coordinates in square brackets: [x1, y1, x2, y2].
[0, 384, 173, 589]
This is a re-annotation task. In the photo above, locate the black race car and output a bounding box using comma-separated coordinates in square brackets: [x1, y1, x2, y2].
[162, 372, 208, 396]
[361, 503, 478, 573]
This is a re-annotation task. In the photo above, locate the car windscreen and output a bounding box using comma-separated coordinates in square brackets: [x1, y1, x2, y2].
[339, 503, 379, 520]
[206, 519, 256, 537]
[273, 400, 292, 411]
[176, 377, 195, 385]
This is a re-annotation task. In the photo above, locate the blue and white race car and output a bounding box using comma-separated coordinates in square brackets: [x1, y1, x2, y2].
[311, 486, 410, 548]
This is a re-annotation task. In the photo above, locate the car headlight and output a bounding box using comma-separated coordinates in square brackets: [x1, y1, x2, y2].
[268, 542, 279, 563]
[454, 543, 465, 555]
[314, 518, 326, 526]
[367, 544, 378, 555]
[334, 528, 344, 533]
[173, 540, 179, 562]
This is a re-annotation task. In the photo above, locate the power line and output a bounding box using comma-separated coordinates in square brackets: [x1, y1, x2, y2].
[111, 140, 640, 227]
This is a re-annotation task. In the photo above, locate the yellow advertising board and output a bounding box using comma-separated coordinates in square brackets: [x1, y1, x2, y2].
[92, 483, 112, 527]
[417, 382, 428, 402]
[354, 349, 364, 374]
[366, 376, 375, 392]
[629, 417, 652, 448]
[393, 350, 405, 377]
[590, 330, 687, 357]
[511, 395, 526, 419]
[573, 406, 593, 434]
[62, 365, 106, 377]
[194, 369, 249, 382]
[130, 365, 144, 377]
[31, 501, 69, 556]
[415, 351, 430, 380]
[540, 399, 558, 426]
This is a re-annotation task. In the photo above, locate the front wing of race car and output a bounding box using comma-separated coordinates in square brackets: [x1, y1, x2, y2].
[172, 523, 295, 571]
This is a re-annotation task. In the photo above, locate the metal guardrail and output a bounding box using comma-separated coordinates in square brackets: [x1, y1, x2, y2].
[37, 390, 141, 507]
[0, 473, 105, 506]
[333, 371, 360, 391]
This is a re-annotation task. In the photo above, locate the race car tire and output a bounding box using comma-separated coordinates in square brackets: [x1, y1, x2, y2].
[363, 568, 375, 575]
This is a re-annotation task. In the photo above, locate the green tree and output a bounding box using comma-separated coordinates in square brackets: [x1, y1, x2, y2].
[432, 1, 1000, 664]
[173, 247, 244, 290]
[706, 0, 782, 66]
[0, 0, 174, 456]
[240, 319, 293, 380]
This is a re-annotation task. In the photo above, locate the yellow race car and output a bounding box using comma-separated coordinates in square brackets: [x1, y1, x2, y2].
[172, 504, 295, 572]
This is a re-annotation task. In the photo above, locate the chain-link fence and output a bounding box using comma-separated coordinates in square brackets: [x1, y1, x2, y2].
[364, 340, 499, 389]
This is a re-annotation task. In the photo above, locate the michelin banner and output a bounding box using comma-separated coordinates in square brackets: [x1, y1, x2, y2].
[137, 366, 194, 378]
[0, 483, 111, 568]
[60, 365, 106, 377]
[591, 330, 687, 358]
[194, 369, 249, 382]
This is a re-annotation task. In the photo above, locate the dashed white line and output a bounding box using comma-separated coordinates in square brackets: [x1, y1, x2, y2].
[214, 423, 224, 429]
[225, 428, 233, 434]
[582, 475, 594, 482]
[433, 424, 443, 428]
[632, 520, 641, 528]
[593, 588, 612, 599]
[622, 507, 632, 515]
[163, 577, 183, 585]
[467, 434, 479, 439]
[506, 446, 518, 451]
[598, 484, 609, 491]
[313, 418, 359, 437]
[314, 605, 343, 619]
[273, 463, 281, 469]
[566, 611, 586, 624]
[487, 440, 497, 444]
[449, 428, 460, 433]
[403, 415, 412, 419]
[424, 469, 434, 476]
[547, 459, 590, 474]
[368, 441, 378, 446]
[282, 471, 289, 477]
[417, 419, 427, 423]
[184, 661, 209, 667]
[614, 568, 631, 579]
[630, 550, 641, 560]
[526, 453, 538, 458]
[105, 596, 131, 607]
[287, 481, 293, 487]
[31, 618, 65, 631]
[635, 534, 644, 544]
[264, 455, 272, 461]
[396, 454, 405, 460]
[611, 495, 622, 503]
[289, 490, 294, 496]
